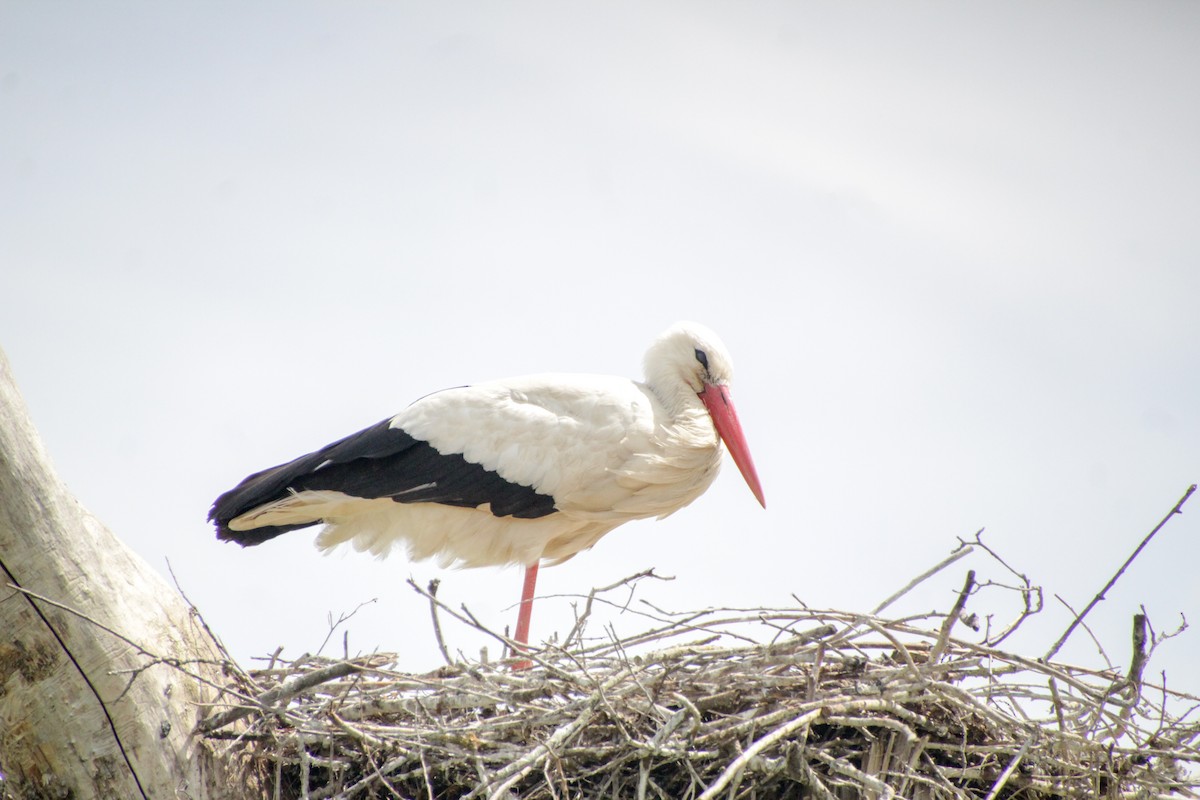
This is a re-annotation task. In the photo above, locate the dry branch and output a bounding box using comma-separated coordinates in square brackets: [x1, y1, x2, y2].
[1045, 484, 1196, 661]
[197, 567, 1200, 800]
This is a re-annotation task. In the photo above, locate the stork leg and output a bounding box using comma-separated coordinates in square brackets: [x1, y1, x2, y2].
[511, 562, 539, 669]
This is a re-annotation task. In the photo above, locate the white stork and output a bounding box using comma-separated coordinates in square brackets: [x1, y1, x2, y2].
[209, 321, 765, 656]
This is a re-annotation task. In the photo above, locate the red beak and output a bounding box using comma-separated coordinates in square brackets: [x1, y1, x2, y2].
[699, 384, 766, 508]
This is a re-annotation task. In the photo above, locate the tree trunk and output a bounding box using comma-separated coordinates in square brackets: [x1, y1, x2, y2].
[0, 348, 251, 799]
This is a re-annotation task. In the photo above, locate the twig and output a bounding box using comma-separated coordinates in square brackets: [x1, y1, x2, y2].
[318, 598, 377, 657]
[1052, 593, 1112, 668]
[962, 532, 1045, 646]
[1045, 484, 1195, 661]
[5, 580, 253, 702]
[930, 570, 976, 664]
[982, 730, 1038, 800]
[165, 558, 245, 678]
[873, 543, 974, 616]
[1140, 607, 1189, 669]
[405, 578, 514, 652]
[1127, 612, 1149, 698]
[562, 569, 667, 647]
[960, 530, 1025, 586]
[696, 707, 825, 800]
[785, 744, 836, 800]
[478, 708, 598, 800]
[427, 578, 454, 667]
[1047, 678, 1067, 739]
[810, 748, 895, 798]
[1112, 612, 1152, 737]
[198, 660, 371, 733]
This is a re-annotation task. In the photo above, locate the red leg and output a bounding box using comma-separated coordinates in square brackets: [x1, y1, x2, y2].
[511, 562, 539, 668]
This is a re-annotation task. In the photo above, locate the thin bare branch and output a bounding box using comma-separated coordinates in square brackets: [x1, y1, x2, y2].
[426, 578, 454, 667]
[317, 598, 377, 657]
[872, 542, 975, 616]
[198, 659, 380, 733]
[1045, 484, 1196, 661]
[930, 569, 976, 663]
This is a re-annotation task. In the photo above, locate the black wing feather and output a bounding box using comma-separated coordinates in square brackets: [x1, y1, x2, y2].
[209, 417, 557, 547]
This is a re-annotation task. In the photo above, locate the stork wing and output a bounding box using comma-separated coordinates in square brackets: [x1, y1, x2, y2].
[209, 410, 558, 545]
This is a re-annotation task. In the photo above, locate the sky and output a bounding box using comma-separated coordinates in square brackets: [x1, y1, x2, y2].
[2, 3, 1199, 695]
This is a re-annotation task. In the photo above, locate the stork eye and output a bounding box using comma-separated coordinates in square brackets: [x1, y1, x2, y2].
[694, 348, 710, 372]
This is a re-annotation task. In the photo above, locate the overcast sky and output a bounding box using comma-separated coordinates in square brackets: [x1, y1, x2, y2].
[3, 3, 1198, 692]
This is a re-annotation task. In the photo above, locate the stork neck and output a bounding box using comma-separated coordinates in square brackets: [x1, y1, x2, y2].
[645, 380, 706, 427]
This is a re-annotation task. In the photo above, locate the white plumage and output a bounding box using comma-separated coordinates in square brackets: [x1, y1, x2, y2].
[211, 321, 764, 651]
[321, 372, 721, 565]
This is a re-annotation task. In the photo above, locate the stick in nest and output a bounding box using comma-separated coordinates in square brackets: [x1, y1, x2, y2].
[960, 530, 1044, 646]
[930, 569, 976, 663]
[873, 542, 974, 616]
[194, 529, 1200, 800]
[1045, 483, 1196, 661]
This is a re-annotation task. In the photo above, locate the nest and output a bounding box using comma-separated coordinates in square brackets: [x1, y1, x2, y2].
[200, 555, 1200, 800]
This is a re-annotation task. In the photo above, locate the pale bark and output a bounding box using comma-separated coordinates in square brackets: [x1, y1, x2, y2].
[0, 348, 250, 799]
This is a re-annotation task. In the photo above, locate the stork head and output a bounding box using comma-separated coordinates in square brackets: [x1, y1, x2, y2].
[644, 322, 766, 508]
